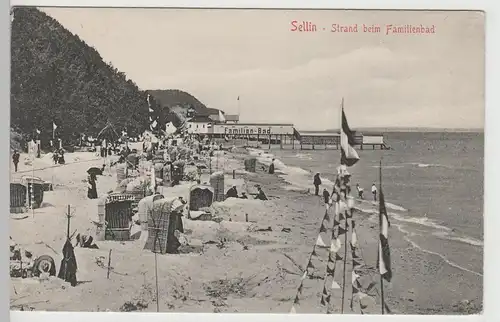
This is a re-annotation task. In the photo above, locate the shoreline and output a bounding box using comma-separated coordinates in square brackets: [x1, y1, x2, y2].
[9, 148, 482, 314]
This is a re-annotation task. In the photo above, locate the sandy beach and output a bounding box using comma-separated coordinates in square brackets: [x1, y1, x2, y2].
[9, 147, 482, 314]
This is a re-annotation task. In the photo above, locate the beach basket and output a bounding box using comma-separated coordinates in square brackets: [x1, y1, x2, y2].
[137, 194, 164, 231]
[115, 178, 135, 193]
[10, 182, 27, 213]
[126, 177, 151, 209]
[172, 160, 185, 183]
[116, 163, 128, 183]
[154, 163, 164, 179]
[22, 177, 45, 209]
[144, 199, 174, 254]
[209, 172, 225, 202]
[104, 194, 134, 241]
[244, 158, 257, 173]
[162, 164, 171, 185]
[126, 153, 139, 169]
[188, 184, 214, 211]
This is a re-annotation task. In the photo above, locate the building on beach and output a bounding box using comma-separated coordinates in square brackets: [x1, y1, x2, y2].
[186, 115, 213, 134]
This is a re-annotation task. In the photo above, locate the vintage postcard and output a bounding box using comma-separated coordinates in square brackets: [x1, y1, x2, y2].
[9, 7, 484, 315]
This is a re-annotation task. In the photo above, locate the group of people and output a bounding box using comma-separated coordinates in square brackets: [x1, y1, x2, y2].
[225, 184, 268, 201]
[311, 171, 379, 203]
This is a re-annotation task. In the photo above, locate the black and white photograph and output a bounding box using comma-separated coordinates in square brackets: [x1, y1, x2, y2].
[9, 6, 485, 315]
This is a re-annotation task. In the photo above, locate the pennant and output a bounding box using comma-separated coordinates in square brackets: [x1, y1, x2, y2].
[311, 249, 318, 257]
[331, 280, 341, 289]
[330, 238, 341, 253]
[315, 235, 326, 247]
[335, 253, 343, 261]
[357, 291, 368, 300]
[339, 212, 345, 221]
[366, 281, 376, 292]
[351, 271, 360, 285]
[149, 107, 154, 113]
[352, 259, 361, 268]
[352, 249, 359, 259]
[36, 129, 41, 134]
[301, 271, 307, 280]
[307, 261, 315, 269]
[325, 294, 331, 303]
[53, 122, 57, 131]
[352, 286, 359, 294]
[338, 227, 347, 236]
[290, 305, 296, 314]
[151, 120, 158, 128]
[351, 230, 358, 248]
[319, 223, 327, 233]
[294, 295, 300, 304]
[340, 104, 359, 167]
[333, 219, 341, 228]
[347, 197, 355, 209]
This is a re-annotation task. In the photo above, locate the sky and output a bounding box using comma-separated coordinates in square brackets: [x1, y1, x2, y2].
[42, 8, 485, 131]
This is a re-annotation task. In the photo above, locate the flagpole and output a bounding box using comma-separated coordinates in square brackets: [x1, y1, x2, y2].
[338, 97, 348, 314]
[237, 96, 241, 119]
[379, 158, 385, 315]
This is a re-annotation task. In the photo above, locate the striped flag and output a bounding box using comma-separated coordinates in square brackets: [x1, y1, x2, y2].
[340, 100, 359, 167]
[219, 110, 226, 123]
[377, 163, 392, 282]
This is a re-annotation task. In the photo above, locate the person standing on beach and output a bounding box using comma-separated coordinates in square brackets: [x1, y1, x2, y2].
[323, 188, 330, 204]
[371, 183, 377, 201]
[313, 173, 322, 196]
[12, 150, 20, 172]
[356, 184, 364, 199]
[268, 159, 275, 174]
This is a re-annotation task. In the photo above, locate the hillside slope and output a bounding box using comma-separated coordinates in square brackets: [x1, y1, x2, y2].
[147, 89, 220, 128]
[11, 7, 151, 144]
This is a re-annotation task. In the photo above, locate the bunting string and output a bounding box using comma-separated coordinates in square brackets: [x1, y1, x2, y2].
[290, 204, 332, 314]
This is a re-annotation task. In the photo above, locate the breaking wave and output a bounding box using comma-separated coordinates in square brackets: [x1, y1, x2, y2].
[245, 147, 483, 272]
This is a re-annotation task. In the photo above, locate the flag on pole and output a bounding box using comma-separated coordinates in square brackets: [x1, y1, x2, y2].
[377, 164, 392, 282]
[340, 100, 359, 167]
[53, 122, 58, 131]
[36, 129, 41, 134]
[219, 110, 226, 123]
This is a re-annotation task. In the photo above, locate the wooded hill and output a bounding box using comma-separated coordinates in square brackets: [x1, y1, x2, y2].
[10, 8, 217, 149]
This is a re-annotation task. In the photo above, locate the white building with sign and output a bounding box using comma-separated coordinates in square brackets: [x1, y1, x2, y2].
[211, 123, 294, 136]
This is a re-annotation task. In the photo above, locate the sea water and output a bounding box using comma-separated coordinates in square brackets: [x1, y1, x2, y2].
[248, 132, 484, 276]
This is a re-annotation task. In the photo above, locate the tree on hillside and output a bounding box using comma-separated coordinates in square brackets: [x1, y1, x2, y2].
[11, 7, 150, 143]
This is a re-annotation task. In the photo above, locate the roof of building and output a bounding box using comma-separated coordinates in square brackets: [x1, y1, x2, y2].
[225, 114, 239, 122]
[188, 115, 213, 123]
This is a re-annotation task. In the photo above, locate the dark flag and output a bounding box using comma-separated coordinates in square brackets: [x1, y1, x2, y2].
[340, 100, 360, 167]
[377, 165, 392, 282]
